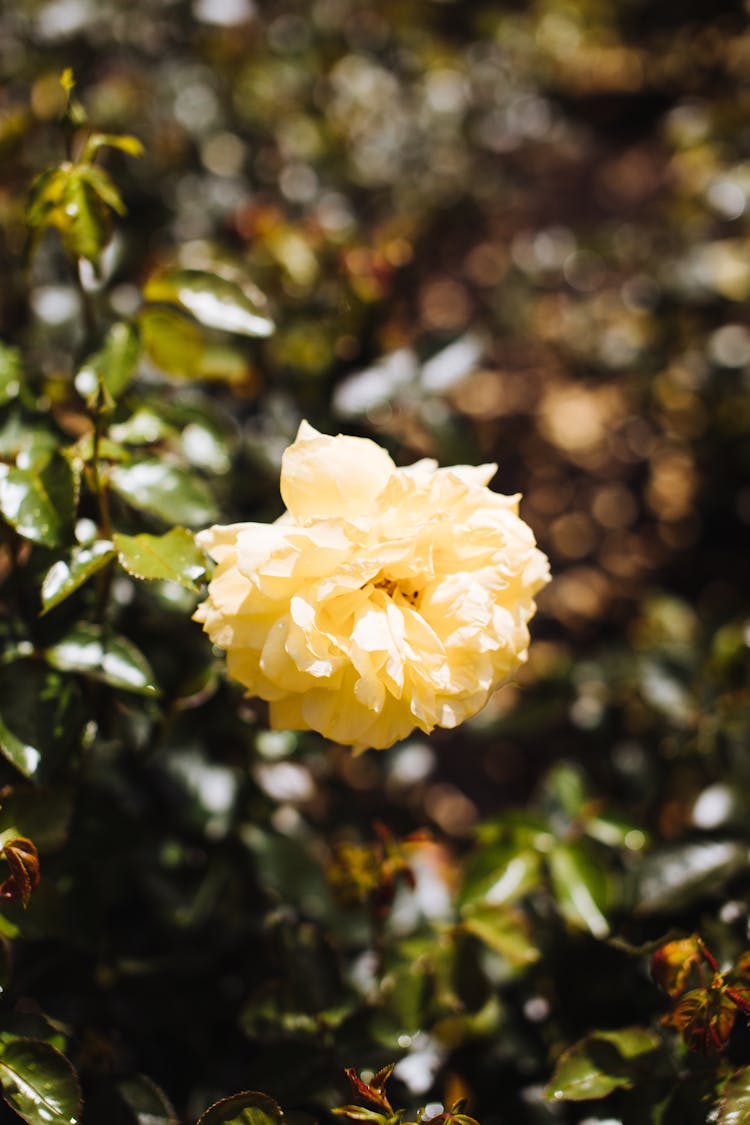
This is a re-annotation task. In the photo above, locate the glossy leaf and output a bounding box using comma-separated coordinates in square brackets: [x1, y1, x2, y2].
[197, 1090, 285, 1125]
[633, 841, 750, 915]
[114, 527, 206, 590]
[548, 840, 610, 938]
[0, 1037, 81, 1125]
[0, 345, 22, 405]
[459, 844, 542, 908]
[461, 904, 540, 966]
[45, 625, 158, 696]
[546, 1027, 661, 1102]
[0, 662, 83, 780]
[109, 459, 218, 527]
[144, 269, 274, 338]
[27, 165, 110, 262]
[40, 540, 116, 613]
[109, 408, 176, 446]
[81, 321, 141, 400]
[719, 1067, 750, 1125]
[80, 132, 145, 160]
[44, 167, 108, 259]
[139, 307, 206, 379]
[76, 163, 126, 217]
[0, 452, 75, 547]
[0, 412, 58, 461]
[116, 1074, 178, 1125]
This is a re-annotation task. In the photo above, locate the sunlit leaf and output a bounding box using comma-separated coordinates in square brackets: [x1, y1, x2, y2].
[81, 132, 145, 161]
[0, 452, 75, 547]
[45, 625, 158, 696]
[40, 540, 116, 614]
[0, 411, 58, 461]
[79, 321, 140, 401]
[138, 306, 206, 379]
[110, 459, 218, 527]
[197, 1090, 285, 1125]
[546, 1027, 661, 1102]
[109, 408, 176, 446]
[27, 163, 113, 262]
[144, 269, 274, 338]
[0, 345, 22, 406]
[632, 841, 750, 915]
[461, 903, 540, 966]
[55, 173, 108, 261]
[76, 163, 126, 217]
[719, 1067, 750, 1125]
[114, 527, 206, 590]
[459, 844, 542, 908]
[548, 840, 610, 938]
[0, 1038, 81, 1125]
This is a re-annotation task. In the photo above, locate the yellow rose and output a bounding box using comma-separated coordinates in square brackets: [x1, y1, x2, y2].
[194, 421, 550, 752]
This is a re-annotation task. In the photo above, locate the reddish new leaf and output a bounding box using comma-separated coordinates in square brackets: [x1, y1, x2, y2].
[0, 837, 40, 907]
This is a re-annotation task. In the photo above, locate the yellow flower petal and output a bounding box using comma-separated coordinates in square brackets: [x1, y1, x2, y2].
[194, 421, 550, 751]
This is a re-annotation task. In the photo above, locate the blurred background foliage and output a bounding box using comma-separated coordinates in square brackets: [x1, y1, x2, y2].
[0, 0, 750, 1123]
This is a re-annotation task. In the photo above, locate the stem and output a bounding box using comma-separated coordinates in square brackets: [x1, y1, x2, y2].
[73, 258, 98, 363]
[91, 401, 112, 541]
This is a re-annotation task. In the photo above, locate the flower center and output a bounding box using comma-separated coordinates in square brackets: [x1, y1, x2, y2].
[372, 574, 421, 606]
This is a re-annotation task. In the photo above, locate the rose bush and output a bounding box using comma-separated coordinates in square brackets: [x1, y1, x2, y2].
[195, 421, 550, 750]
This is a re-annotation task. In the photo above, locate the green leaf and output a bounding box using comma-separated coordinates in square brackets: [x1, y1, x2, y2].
[197, 1090, 285, 1125]
[76, 163, 126, 217]
[0, 345, 22, 406]
[144, 269, 274, 338]
[548, 840, 610, 938]
[0, 788, 73, 853]
[44, 625, 158, 696]
[114, 527, 206, 590]
[542, 761, 589, 818]
[57, 172, 109, 261]
[0, 412, 59, 461]
[0, 1037, 81, 1125]
[81, 132, 145, 161]
[719, 1067, 750, 1124]
[0, 662, 83, 780]
[546, 1027, 661, 1103]
[139, 307, 206, 379]
[116, 1074, 178, 1125]
[461, 904, 539, 966]
[632, 842, 750, 915]
[80, 322, 141, 401]
[109, 408, 176, 447]
[109, 459, 218, 527]
[331, 1109, 385, 1123]
[40, 540, 116, 613]
[27, 164, 111, 262]
[26, 167, 68, 230]
[459, 844, 542, 908]
[0, 452, 75, 547]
